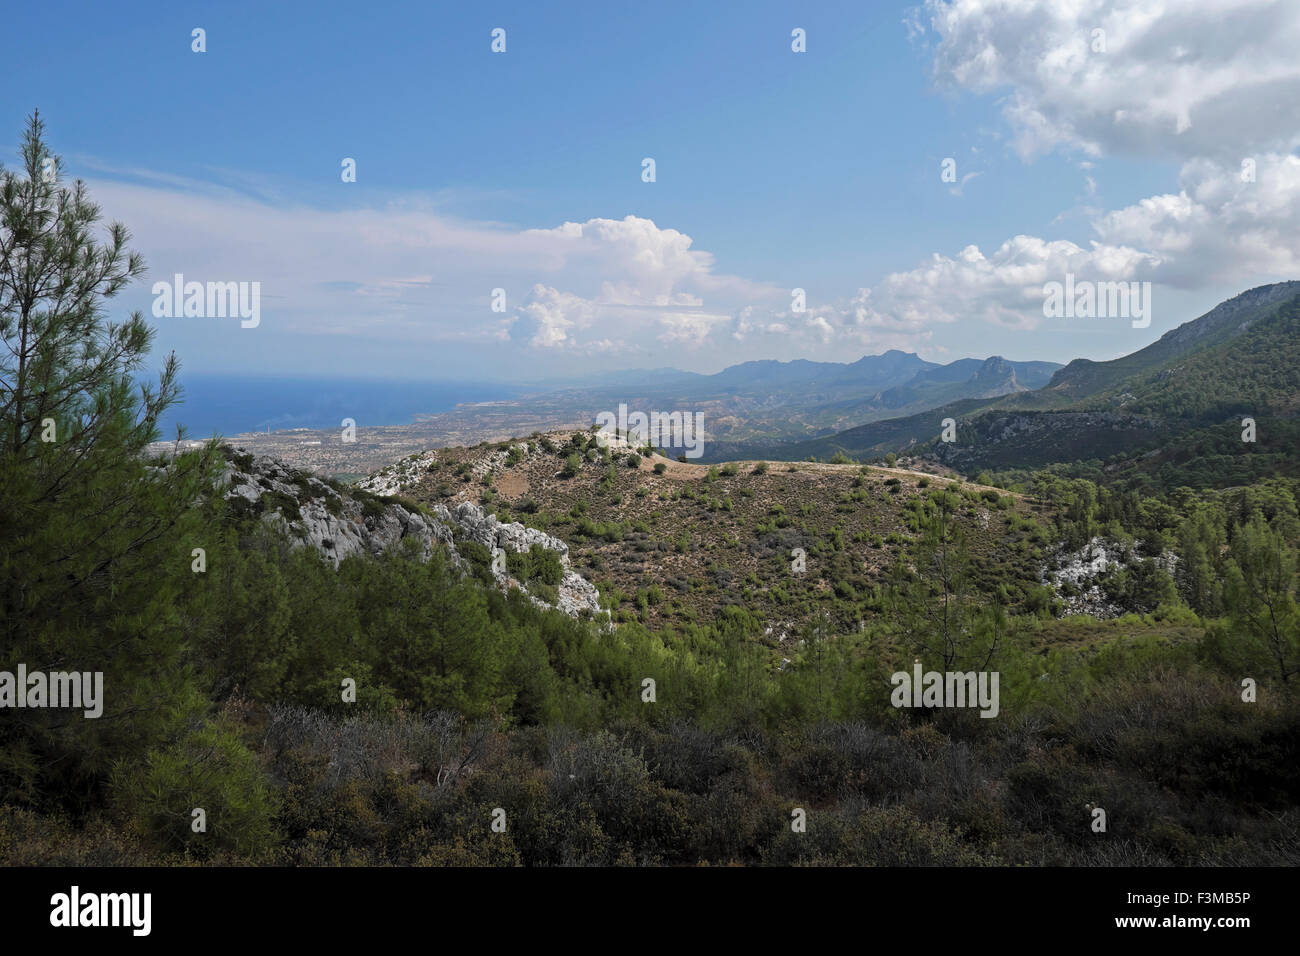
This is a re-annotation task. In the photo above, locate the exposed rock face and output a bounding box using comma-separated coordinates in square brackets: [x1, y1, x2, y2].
[222, 451, 452, 565]
[221, 446, 604, 619]
[444, 501, 602, 618]
[929, 410, 1165, 471]
[356, 452, 438, 498]
[359, 441, 542, 496]
[1040, 536, 1178, 618]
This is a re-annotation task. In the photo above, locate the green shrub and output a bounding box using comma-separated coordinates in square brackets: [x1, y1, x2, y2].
[529, 545, 564, 586]
[111, 718, 279, 858]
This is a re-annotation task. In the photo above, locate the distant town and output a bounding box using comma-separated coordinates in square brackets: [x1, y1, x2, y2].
[153, 401, 590, 478]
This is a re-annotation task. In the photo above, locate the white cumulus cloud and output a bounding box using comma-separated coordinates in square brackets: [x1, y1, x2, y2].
[918, 0, 1300, 161]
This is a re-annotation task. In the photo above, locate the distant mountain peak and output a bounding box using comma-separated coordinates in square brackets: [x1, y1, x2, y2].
[1047, 280, 1300, 398]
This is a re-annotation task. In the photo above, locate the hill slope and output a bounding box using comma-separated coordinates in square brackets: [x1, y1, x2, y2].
[1045, 281, 1300, 400]
[773, 282, 1300, 486]
[361, 431, 1050, 638]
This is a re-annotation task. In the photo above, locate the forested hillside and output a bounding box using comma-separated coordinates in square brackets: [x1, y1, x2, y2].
[1044, 281, 1300, 400]
[780, 284, 1300, 492]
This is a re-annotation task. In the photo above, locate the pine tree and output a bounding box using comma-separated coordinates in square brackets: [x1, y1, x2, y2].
[1223, 515, 1300, 684]
[0, 112, 222, 809]
[887, 490, 1001, 673]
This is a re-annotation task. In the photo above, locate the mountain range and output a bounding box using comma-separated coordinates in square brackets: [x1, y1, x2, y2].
[537, 350, 1061, 448]
[728, 281, 1300, 489]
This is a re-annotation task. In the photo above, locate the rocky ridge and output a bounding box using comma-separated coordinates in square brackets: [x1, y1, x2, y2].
[220, 445, 604, 619]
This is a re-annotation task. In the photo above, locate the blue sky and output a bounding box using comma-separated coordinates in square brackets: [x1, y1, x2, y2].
[4, 0, 1298, 382]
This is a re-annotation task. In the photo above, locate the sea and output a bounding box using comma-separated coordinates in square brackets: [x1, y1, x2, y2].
[153, 374, 521, 439]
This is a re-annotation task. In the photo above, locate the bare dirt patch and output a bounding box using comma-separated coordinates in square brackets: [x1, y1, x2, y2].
[495, 471, 530, 498]
[640, 454, 708, 479]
